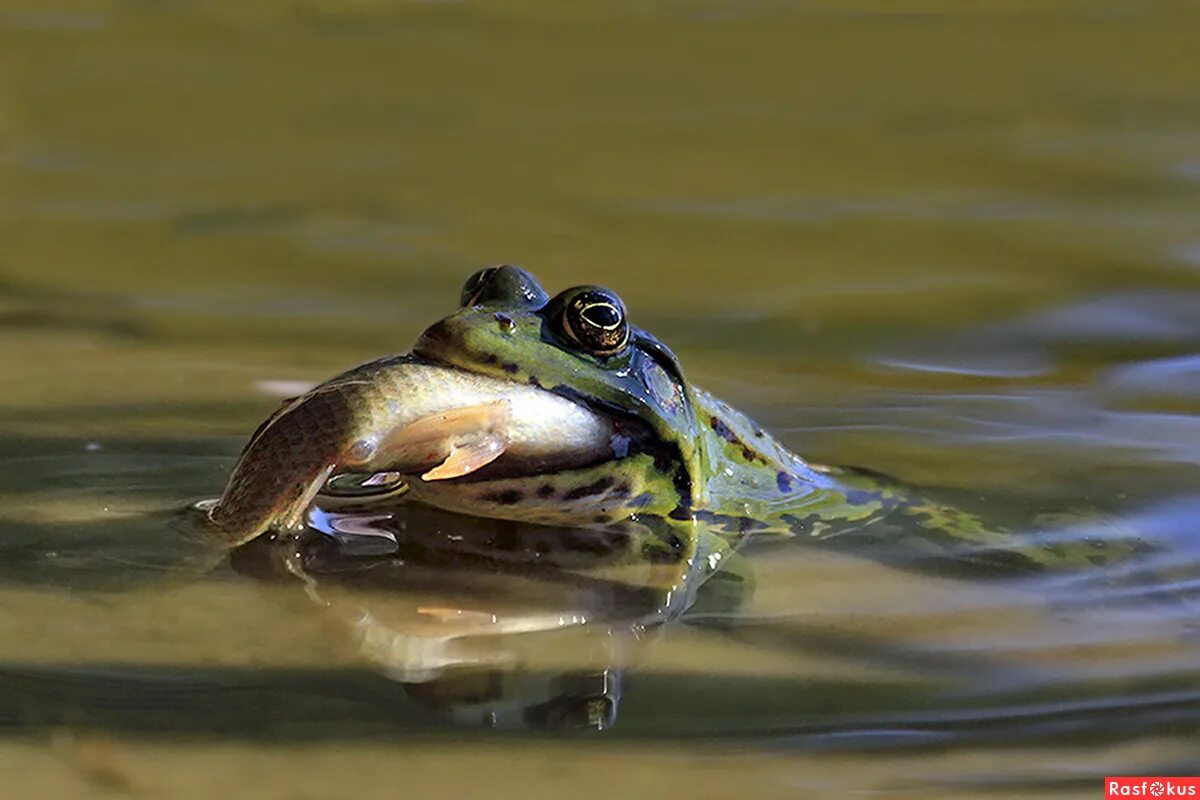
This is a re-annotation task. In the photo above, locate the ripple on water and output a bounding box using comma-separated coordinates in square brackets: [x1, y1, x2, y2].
[874, 354, 1052, 380]
[639, 191, 1052, 224]
[1003, 291, 1200, 345]
[1170, 242, 1200, 269]
[1103, 354, 1200, 398]
[0, 452, 229, 589]
[873, 291, 1200, 384]
[1174, 160, 1200, 181]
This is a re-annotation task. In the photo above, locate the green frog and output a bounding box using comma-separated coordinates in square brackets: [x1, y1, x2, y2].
[211, 265, 1138, 583]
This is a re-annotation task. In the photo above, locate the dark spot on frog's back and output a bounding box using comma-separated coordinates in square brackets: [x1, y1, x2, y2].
[781, 512, 820, 535]
[536, 484, 556, 499]
[628, 492, 655, 508]
[481, 489, 523, 505]
[643, 531, 685, 564]
[562, 529, 628, 556]
[731, 516, 768, 533]
[564, 477, 614, 501]
[688, 509, 765, 534]
[846, 490, 875, 507]
[501, 362, 520, 374]
[740, 445, 764, 464]
[709, 415, 737, 443]
[710, 414, 769, 465]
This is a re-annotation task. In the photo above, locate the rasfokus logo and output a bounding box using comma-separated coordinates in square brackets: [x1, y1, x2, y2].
[1106, 778, 1200, 798]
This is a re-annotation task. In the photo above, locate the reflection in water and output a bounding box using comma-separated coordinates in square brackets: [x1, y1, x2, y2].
[227, 503, 751, 731]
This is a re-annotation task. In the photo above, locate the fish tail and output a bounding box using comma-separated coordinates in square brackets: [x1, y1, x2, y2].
[210, 386, 362, 546]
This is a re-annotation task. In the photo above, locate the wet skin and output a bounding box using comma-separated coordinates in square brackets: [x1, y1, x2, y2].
[214, 265, 1144, 583]
[403, 266, 1139, 575]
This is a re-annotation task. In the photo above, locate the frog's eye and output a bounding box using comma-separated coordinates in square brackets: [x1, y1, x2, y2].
[460, 265, 550, 309]
[460, 267, 499, 307]
[560, 287, 630, 356]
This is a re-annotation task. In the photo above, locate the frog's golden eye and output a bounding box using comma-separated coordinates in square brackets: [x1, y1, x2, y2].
[561, 288, 629, 356]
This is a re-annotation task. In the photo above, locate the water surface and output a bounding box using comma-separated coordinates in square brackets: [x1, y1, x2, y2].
[2, 1, 1199, 797]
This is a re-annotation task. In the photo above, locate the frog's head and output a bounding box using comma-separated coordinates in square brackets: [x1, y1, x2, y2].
[412, 265, 707, 507]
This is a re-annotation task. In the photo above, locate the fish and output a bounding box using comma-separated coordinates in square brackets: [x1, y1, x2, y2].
[209, 356, 618, 546]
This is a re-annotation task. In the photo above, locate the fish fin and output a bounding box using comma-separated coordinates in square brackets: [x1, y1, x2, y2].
[278, 463, 336, 533]
[421, 434, 508, 481]
[371, 401, 512, 480]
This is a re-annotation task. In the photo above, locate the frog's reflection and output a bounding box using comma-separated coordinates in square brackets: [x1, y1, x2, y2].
[227, 503, 752, 731]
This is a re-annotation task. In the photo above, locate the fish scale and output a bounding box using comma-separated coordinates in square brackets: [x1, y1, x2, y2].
[211, 358, 617, 545]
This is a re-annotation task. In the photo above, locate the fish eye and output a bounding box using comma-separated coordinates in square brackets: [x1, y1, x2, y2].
[560, 287, 629, 356]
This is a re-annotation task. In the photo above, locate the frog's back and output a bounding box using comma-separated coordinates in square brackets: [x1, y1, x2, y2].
[689, 387, 839, 513]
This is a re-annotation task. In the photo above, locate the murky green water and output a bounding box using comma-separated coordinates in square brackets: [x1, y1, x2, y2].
[2, 1, 1199, 797]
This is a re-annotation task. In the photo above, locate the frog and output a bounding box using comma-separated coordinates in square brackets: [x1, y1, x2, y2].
[210, 265, 1143, 586]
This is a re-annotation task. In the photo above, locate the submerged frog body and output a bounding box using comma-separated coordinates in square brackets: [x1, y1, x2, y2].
[212, 266, 1137, 575]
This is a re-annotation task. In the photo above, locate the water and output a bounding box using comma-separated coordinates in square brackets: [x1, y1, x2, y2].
[2, 1, 1199, 796]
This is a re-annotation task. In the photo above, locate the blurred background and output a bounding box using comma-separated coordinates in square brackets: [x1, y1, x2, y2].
[1, 1, 1199, 798]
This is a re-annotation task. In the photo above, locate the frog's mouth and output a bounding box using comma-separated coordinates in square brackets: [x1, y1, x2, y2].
[317, 352, 676, 508]
[409, 353, 668, 483]
[349, 325, 697, 519]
